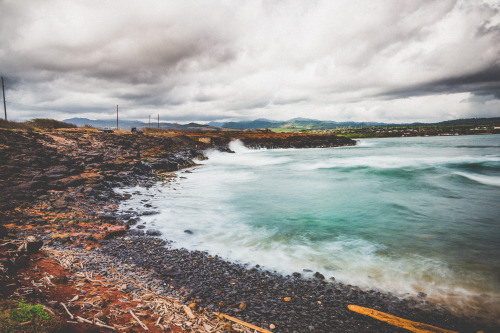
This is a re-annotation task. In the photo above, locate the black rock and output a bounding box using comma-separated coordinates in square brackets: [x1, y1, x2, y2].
[146, 229, 162, 236]
[13, 255, 30, 267]
[184, 230, 194, 235]
[52, 275, 69, 284]
[0, 225, 8, 238]
[26, 240, 44, 254]
[128, 229, 145, 236]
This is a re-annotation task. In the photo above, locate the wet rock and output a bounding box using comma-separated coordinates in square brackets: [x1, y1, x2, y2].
[146, 229, 162, 236]
[184, 230, 194, 235]
[52, 274, 69, 284]
[26, 238, 44, 254]
[0, 225, 8, 238]
[99, 214, 117, 222]
[44, 165, 69, 180]
[13, 255, 30, 267]
[52, 199, 67, 209]
[142, 211, 159, 216]
[128, 229, 145, 236]
[313, 272, 325, 280]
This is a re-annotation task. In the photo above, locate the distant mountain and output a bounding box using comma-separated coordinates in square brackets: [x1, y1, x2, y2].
[63, 118, 218, 130]
[65, 116, 500, 131]
[214, 117, 500, 130]
[216, 119, 287, 129]
[432, 117, 500, 126]
[216, 118, 389, 130]
[207, 121, 225, 127]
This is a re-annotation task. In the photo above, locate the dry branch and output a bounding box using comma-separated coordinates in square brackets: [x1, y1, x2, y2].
[214, 313, 273, 333]
[60, 302, 74, 319]
[183, 305, 195, 320]
[129, 309, 149, 330]
[77, 316, 93, 324]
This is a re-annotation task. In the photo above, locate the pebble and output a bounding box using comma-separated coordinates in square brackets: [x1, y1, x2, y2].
[51, 232, 483, 333]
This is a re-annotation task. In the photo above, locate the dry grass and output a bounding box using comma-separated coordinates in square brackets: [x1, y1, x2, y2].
[0, 119, 76, 130]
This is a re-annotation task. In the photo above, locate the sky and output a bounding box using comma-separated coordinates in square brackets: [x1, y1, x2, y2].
[1, 0, 499, 124]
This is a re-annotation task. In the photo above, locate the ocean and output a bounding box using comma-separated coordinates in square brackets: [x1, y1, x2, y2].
[119, 134, 500, 320]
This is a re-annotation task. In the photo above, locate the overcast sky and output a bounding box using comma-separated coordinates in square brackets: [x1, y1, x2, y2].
[1, 0, 499, 123]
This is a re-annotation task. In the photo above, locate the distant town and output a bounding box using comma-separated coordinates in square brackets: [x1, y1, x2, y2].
[297, 123, 500, 138]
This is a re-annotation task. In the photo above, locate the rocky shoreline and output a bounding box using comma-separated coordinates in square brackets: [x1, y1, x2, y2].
[1, 128, 497, 332]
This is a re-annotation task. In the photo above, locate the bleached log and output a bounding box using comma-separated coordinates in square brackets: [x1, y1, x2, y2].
[214, 313, 273, 333]
[60, 302, 74, 319]
[129, 310, 149, 330]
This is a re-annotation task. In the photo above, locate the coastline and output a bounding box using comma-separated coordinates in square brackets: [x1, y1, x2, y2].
[1, 128, 498, 332]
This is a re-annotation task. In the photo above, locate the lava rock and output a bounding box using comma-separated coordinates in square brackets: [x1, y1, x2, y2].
[146, 229, 162, 236]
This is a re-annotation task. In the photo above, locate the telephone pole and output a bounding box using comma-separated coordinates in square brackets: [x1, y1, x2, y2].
[1, 76, 6, 120]
[157, 114, 159, 129]
[116, 105, 119, 130]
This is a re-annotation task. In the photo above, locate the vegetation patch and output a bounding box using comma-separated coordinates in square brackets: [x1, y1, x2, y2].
[0, 299, 64, 333]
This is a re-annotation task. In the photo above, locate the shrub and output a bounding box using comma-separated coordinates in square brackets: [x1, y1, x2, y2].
[26, 118, 76, 129]
[0, 118, 76, 130]
[0, 119, 29, 130]
[10, 300, 51, 322]
[0, 299, 66, 333]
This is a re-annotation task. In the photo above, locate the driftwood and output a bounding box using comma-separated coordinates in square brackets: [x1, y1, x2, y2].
[60, 302, 74, 319]
[214, 312, 273, 333]
[94, 318, 116, 330]
[348, 305, 458, 333]
[76, 315, 115, 330]
[45, 247, 268, 333]
[129, 309, 149, 330]
[183, 305, 195, 320]
[77, 316, 93, 324]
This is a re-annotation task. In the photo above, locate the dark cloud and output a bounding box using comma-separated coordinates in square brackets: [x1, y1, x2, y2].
[1, 0, 499, 123]
[379, 64, 500, 100]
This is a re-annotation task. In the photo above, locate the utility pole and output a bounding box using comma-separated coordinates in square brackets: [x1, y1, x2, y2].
[116, 105, 119, 130]
[149, 115, 151, 128]
[1, 76, 6, 120]
[157, 114, 159, 129]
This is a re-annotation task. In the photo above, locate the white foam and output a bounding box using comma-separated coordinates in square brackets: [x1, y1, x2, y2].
[204, 140, 292, 167]
[454, 172, 500, 187]
[294, 155, 500, 171]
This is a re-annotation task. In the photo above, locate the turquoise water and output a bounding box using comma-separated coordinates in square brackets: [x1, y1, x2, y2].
[120, 134, 500, 320]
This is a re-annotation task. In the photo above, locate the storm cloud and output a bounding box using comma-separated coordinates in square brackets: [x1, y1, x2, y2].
[1, 0, 499, 123]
